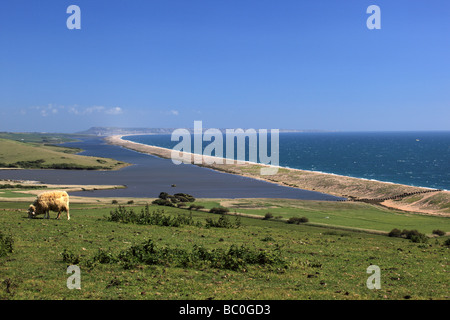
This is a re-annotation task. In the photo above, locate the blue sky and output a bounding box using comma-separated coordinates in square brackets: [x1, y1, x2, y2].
[0, 0, 449, 132]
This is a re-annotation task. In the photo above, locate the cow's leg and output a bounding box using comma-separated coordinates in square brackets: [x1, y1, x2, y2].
[45, 211, 49, 219]
[67, 209, 70, 221]
[56, 211, 61, 219]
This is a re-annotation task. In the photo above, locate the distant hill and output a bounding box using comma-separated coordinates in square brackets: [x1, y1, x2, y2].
[76, 127, 320, 136]
[0, 137, 128, 170]
[76, 127, 182, 136]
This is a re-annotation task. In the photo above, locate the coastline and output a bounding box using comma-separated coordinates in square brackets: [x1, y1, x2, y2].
[105, 135, 450, 216]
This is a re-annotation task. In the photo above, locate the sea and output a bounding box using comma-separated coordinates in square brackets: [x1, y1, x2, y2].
[125, 131, 450, 191]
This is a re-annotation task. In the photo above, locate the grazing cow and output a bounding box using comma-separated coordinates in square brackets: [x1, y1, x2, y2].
[28, 191, 70, 220]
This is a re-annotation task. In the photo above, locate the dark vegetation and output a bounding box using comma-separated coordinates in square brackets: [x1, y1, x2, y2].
[0, 159, 106, 170]
[205, 214, 241, 229]
[388, 228, 428, 243]
[0, 231, 14, 258]
[152, 192, 196, 207]
[287, 216, 309, 224]
[432, 229, 446, 237]
[62, 238, 287, 272]
[209, 207, 230, 214]
[0, 184, 47, 190]
[189, 204, 205, 211]
[263, 212, 274, 220]
[108, 205, 201, 227]
[108, 205, 241, 229]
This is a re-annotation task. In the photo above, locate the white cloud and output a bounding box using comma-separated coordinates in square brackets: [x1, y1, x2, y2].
[105, 107, 123, 115]
[84, 106, 105, 114]
[26, 104, 124, 119]
[67, 105, 124, 116]
[29, 104, 62, 117]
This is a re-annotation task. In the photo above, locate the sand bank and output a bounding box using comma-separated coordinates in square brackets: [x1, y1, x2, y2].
[105, 135, 450, 216]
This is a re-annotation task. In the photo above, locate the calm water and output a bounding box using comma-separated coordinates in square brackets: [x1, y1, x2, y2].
[126, 131, 450, 190]
[0, 137, 341, 200]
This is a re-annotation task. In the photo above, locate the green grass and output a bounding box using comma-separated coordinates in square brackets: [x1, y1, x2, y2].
[197, 199, 450, 235]
[0, 138, 128, 170]
[0, 132, 77, 144]
[0, 201, 448, 300]
[0, 190, 34, 198]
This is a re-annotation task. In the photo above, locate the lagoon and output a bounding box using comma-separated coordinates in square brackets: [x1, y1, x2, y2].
[0, 137, 342, 200]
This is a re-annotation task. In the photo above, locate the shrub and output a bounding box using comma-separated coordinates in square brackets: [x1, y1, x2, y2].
[117, 240, 287, 271]
[108, 205, 197, 228]
[63, 239, 287, 271]
[152, 198, 175, 207]
[209, 207, 230, 214]
[189, 204, 204, 211]
[174, 193, 195, 202]
[61, 249, 80, 265]
[263, 212, 274, 220]
[205, 215, 240, 229]
[0, 232, 13, 257]
[401, 229, 422, 240]
[287, 217, 309, 224]
[388, 228, 402, 238]
[444, 238, 450, 247]
[154, 192, 195, 206]
[432, 229, 446, 237]
[159, 192, 169, 200]
[127, 200, 134, 205]
[410, 233, 428, 243]
[389, 228, 429, 243]
[111, 200, 118, 204]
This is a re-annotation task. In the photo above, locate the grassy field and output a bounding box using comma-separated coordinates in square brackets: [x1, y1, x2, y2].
[0, 132, 77, 144]
[0, 198, 449, 300]
[193, 199, 450, 235]
[0, 137, 128, 170]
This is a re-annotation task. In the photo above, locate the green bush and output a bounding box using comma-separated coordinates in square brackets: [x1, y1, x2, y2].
[60, 249, 80, 265]
[205, 215, 241, 229]
[189, 204, 205, 211]
[388, 228, 402, 237]
[432, 229, 446, 237]
[401, 229, 428, 243]
[174, 193, 196, 202]
[389, 228, 429, 243]
[209, 207, 230, 214]
[159, 192, 169, 200]
[154, 192, 196, 207]
[152, 198, 175, 207]
[287, 217, 309, 224]
[78, 239, 288, 271]
[263, 212, 274, 220]
[108, 205, 197, 227]
[410, 233, 428, 243]
[0, 232, 13, 257]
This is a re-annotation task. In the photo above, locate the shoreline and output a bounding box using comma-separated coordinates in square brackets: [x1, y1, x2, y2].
[105, 135, 450, 216]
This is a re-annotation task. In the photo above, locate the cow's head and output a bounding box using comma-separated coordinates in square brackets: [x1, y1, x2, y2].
[28, 205, 36, 218]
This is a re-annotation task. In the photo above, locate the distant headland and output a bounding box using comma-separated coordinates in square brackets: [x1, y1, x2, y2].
[76, 126, 332, 136]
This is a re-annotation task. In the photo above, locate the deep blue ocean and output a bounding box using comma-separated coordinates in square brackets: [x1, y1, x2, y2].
[125, 131, 450, 191]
